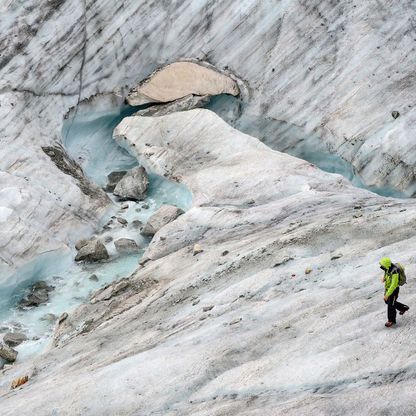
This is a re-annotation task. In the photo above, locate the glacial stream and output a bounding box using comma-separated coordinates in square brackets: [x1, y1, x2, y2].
[0, 103, 192, 367]
[207, 95, 408, 199]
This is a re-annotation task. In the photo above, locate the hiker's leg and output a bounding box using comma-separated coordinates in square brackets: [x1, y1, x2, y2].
[387, 293, 397, 323]
[392, 287, 408, 312]
[394, 300, 408, 312]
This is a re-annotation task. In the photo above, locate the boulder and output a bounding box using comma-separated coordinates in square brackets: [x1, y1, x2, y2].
[105, 170, 127, 192]
[113, 167, 149, 201]
[141, 205, 184, 236]
[127, 62, 239, 105]
[75, 240, 109, 262]
[18, 281, 54, 308]
[114, 238, 139, 254]
[3, 332, 27, 347]
[0, 343, 18, 362]
[75, 238, 89, 250]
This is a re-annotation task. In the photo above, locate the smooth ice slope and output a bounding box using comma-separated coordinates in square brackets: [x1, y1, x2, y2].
[1, 110, 415, 415]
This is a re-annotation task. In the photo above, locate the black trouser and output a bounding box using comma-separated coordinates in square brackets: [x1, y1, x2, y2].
[385, 287, 408, 323]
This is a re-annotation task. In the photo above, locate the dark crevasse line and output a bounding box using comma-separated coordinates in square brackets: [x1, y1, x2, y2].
[205, 94, 409, 199]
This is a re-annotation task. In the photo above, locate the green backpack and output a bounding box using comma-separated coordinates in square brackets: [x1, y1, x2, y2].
[395, 262, 407, 286]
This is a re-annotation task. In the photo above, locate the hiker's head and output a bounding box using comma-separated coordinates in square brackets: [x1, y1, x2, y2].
[379, 257, 392, 271]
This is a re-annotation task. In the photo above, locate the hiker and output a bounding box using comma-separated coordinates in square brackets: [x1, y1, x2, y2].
[380, 257, 409, 327]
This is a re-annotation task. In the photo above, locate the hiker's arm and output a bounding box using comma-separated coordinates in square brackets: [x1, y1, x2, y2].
[385, 273, 399, 298]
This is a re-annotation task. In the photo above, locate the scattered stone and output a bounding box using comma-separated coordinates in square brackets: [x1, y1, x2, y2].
[75, 238, 89, 250]
[105, 171, 127, 192]
[141, 205, 184, 236]
[192, 299, 200, 306]
[247, 199, 255, 205]
[273, 256, 293, 267]
[104, 236, 113, 243]
[33, 281, 54, 292]
[114, 238, 139, 254]
[392, 111, 400, 119]
[92, 279, 130, 303]
[89, 274, 99, 282]
[134, 94, 211, 117]
[11, 375, 29, 389]
[142, 203, 150, 209]
[117, 217, 128, 225]
[353, 213, 363, 218]
[113, 166, 149, 201]
[58, 312, 68, 325]
[0, 343, 18, 362]
[40, 313, 57, 322]
[160, 236, 166, 241]
[19, 281, 54, 308]
[193, 244, 204, 256]
[3, 332, 27, 347]
[330, 253, 343, 260]
[222, 250, 229, 256]
[202, 305, 214, 312]
[139, 257, 150, 266]
[229, 318, 242, 325]
[131, 220, 142, 228]
[305, 267, 313, 275]
[121, 203, 129, 210]
[75, 240, 109, 262]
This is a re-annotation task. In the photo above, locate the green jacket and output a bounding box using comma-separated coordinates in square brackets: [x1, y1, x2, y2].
[384, 269, 399, 298]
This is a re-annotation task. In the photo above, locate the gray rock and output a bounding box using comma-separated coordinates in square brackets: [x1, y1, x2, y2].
[0, 343, 18, 362]
[40, 313, 57, 323]
[3, 332, 27, 347]
[114, 238, 139, 254]
[104, 236, 113, 243]
[75, 238, 89, 250]
[32, 281, 54, 292]
[141, 205, 184, 236]
[18, 281, 54, 308]
[58, 312, 68, 325]
[392, 111, 400, 119]
[131, 220, 142, 228]
[113, 167, 149, 201]
[89, 274, 99, 282]
[117, 217, 128, 225]
[75, 240, 109, 262]
[134, 94, 211, 117]
[105, 171, 127, 192]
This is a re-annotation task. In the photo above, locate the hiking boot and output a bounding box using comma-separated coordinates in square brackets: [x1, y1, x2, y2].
[385, 321, 396, 327]
[399, 306, 409, 315]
